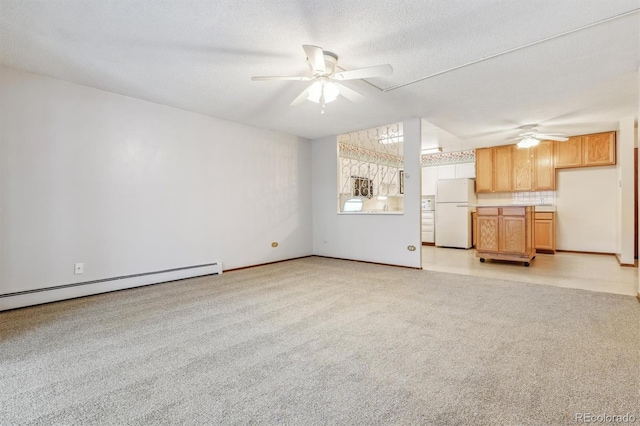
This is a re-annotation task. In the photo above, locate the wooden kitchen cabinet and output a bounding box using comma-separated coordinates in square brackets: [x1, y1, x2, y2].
[555, 131, 616, 168]
[476, 142, 556, 192]
[493, 145, 513, 192]
[533, 140, 555, 190]
[512, 146, 533, 191]
[472, 211, 477, 248]
[476, 206, 535, 266]
[583, 132, 616, 166]
[534, 212, 555, 253]
[476, 211, 499, 252]
[554, 136, 582, 168]
[500, 212, 527, 253]
[475, 148, 494, 193]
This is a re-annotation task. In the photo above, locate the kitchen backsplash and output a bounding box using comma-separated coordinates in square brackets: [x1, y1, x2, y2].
[513, 191, 555, 204]
[477, 191, 556, 205]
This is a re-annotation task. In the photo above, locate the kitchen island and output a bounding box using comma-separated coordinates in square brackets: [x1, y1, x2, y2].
[475, 205, 536, 266]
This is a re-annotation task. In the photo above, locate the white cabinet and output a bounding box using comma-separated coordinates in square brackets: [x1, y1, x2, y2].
[421, 162, 476, 196]
[455, 163, 475, 179]
[421, 167, 438, 196]
[422, 210, 435, 243]
[437, 165, 456, 180]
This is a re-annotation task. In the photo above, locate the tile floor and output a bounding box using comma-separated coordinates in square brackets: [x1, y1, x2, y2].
[422, 245, 639, 296]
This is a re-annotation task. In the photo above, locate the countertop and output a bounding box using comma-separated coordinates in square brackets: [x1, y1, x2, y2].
[459, 204, 556, 212]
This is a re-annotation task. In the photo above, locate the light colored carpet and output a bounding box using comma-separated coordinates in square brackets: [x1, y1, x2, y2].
[1, 256, 638, 425]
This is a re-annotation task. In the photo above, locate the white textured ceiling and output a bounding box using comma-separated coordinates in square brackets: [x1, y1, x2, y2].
[0, 1, 638, 149]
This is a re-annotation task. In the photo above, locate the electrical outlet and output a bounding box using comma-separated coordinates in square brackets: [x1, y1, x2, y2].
[74, 263, 84, 274]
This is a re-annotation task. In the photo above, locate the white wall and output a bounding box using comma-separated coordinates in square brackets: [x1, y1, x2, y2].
[617, 117, 635, 264]
[0, 65, 312, 298]
[312, 118, 422, 268]
[556, 166, 618, 253]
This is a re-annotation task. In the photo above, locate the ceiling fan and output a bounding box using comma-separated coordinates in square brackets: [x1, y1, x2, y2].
[509, 125, 569, 148]
[251, 45, 393, 113]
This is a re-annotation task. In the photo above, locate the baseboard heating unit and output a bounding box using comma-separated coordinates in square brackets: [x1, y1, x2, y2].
[0, 261, 223, 311]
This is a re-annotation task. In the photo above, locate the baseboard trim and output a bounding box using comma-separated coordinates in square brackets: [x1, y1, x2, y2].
[614, 254, 638, 267]
[224, 256, 313, 273]
[313, 255, 422, 270]
[1, 261, 222, 312]
[556, 250, 616, 256]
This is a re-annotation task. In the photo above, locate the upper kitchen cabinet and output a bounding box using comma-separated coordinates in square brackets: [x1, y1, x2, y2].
[554, 136, 583, 168]
[455, 162, 476, 179]
[437, 165, 456, 180]
[532, 140, 555, 190]
[421, 158, 476, 196]
[421, 167, 438, 196]
[583, 132, 616, 166]
[512, 146, 533, 191]
[475, 141, 556, 193]
[555, 131, 615, 168]
[512, 141, 556, 191]
[475, 148, 494, 193]
[493, 145, 513, 192]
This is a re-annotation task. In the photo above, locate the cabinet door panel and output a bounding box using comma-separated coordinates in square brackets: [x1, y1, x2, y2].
[493, 145, 513, 192]
[533, 140, 555, 190]
[555, 136, 582, 168]
[455, 162, 476, 178]
[437, 165, 456, 180]
[534, 219, 554, 251]
[472, 212, 477, 248]
[583, 132, 615, 166]
[499, 216, 526, 253]
[421, 167, 438, 196]
[475, 148, 494, 193]
[477, 216, 499, 251]
[512, 146, 532, 191]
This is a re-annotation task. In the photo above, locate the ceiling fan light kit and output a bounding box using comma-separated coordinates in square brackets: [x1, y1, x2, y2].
[307, 79, 340, 104]
[511, 125, 569, 148]
[252, 45, 393, 114]
[516, 136, 540, 149]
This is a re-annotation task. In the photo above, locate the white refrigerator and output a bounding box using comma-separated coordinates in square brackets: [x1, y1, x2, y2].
[435, 178, 477, 249]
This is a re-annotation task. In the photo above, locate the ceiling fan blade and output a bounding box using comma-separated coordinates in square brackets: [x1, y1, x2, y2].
[336, 84, 365, 103]
[333, 64, 393, 80]
[302, 45, 325, 74]
[290, 85, 312, 106]
[537, 134, 568, 142]
[251, 75, 311, 81]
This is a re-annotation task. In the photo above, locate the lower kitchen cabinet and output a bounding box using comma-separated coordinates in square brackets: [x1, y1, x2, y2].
[421, 210, 435, 244]
[471, 212, 477, 248]
[534, 212, 555, 253]
[476, 206, 535, 266]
